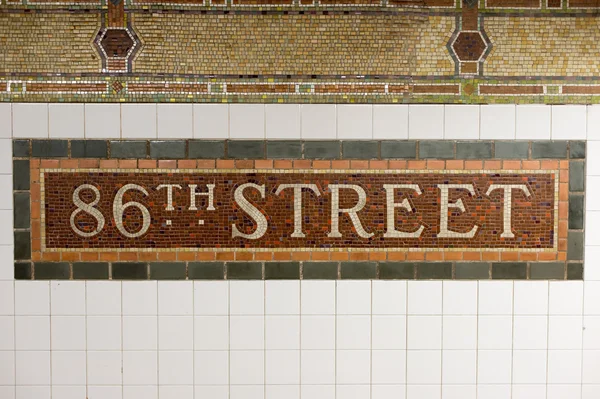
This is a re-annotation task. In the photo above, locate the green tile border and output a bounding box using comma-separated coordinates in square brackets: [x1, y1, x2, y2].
[13, 139, 586, 281]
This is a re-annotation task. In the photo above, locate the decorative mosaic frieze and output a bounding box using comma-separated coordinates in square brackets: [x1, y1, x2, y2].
[12, 139, 586, 280]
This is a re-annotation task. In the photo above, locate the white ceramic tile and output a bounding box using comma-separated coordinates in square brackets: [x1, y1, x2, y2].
[87, 316, 121, 350]
[587, 212, 600, 246]
[584, 316, 600, 349]
[337, 105, 373, 139]
[547, 350, 582, 384]
[15, 350, 50, 385]
[372, 385, 406, 399]
[84, 104, 120, 139]
[513, 281, 548, 315]
[442, 385, 476, 399]
[15, 386, 50, 399]
[301, 104, 336, 139]
[50, 281, 85, 315]
[158, 351, 193, 385]
[584, 281, 600, 314]
[407, 315, 442, 350]
[441, 350, 477, 384]
[122, 281, 157, 315]
[372, 280, 406, 315]
[515, 104, 552, 139]
[372, 315, 406, 350]
[51, 351, 86, 385]
[51, 316, 86, 350]
[194, 316, 229, 350]
[53, 384, 87, 397]
[123, 386, 158, 399]
[408, 281, 442, 315]
[265, 350, 300, 384]
[229, 350, 264, 385]
[265, 315, 300, 350]
[408, 104, 444, 139]
[0, 316, 14, 350]
[88, 386, 123, 399]
[0, 104, 11, 138]
[159, 385, 193, 399]
[0, 210, 13, 245]
[373, 104, 409, 139]
[193, 104, 229, 139]
[0, 246, 14, 280]
[194, 350, 228, 385]
[512, 350, 547, 384]
[478, 315, 513, 349]
[549, 281, 583, 314]
[588, 141, 600, 176]
[265, 280, 299, 315]
[158, 281, 193, 315]
[48, 104, 84, 138]
[194, 385, 228, 399]
[552, 105, 587, 139]
[336, 280, 371, 315]
[194, 281, 228, 315]
[0, 280, 14, 315]
[301, 280, 335, 315]
[121, 104, 157, 139]
[442, 281, 477, 315]
[0, 387, 14, 399]
[15, 316, 50, 350]
[266, 385, 300, 399]
[265, 104, 300, 139]
[371, 350, 406, 384]
[406, 385, 441, 399]
[12, 103, 48, 138]
[87, 351, 122, 385]
[336, 384, 370, 399]
[442, 316, 477, 349]
[157, 104, 193, 138]
[0, 350, 15, 385]
[582, 349, 600, 384]
[301, 315, 335, 349]
[86, 281, 121, 315]
[513, 315, 548, 349]
[587, 178, 600, 211]
[444, 105, 479, 139]
[230, 385, 264, 399]
[336, 349, 370, 384]
[300, 385, 335, 399]
[123, 351, 158, 385]
[477, 350, 512, 384]
[512, 385, 546, 399]
[123, 316, 157, 350]
[0, 175, 12, 210]
[588, 104, 600, 141]
[548, 315, 583, 349]
[476, 385, 511, 399]
[158, 316, 193, 350]
[229, 315, 264, 350]
[301, 350, 335, 384]
[229, 281, 263, 315]
[229, 104, 264, 139]
[336, 315, 370, 349]
[15, 281, 49, 315]
[547, 385, 581, 399]
[406, 350, 442, 384]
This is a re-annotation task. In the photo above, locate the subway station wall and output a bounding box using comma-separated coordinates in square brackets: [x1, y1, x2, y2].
[0, 103, 599, 399]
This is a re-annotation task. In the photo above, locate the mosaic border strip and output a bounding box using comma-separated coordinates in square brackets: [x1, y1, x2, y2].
[12, 139, 586, 280]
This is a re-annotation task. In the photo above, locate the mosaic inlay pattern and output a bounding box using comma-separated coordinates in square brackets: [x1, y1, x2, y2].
[12, 139, 586, 281]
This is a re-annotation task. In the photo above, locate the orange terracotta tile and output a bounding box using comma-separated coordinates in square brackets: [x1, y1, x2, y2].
[370, 160, 388, 169]
[119, 252, 139, 261]
[559, 201, 568, 220]
[350, 160, 369, 169]
[407, 160, 427, 169]
[313, 160, 331, 169]
[254, 252, 273, 261]
[41, 252, 61, 261]
[481, 252, 499, 261]
[198, 160, 217, 169]
[99, 252, 119, 261]
[557, 252, 567, 261]
[31, 252, 41, 261]
[443, 252, 462, 261]
[387, 252, 406, 261]
[427, 160, 445, 170]
[62, 252, 80, 261]
[446, 160, 464, 170]
[559, 183, 569, 200]
[40, 160, 60, 168]
[501, 252, 519, 261]
[158, 160, 177, 169]
[81, 252, 99, 261]
[560, 160, 569, 169]
[463, 252, 481, 261]
[484, 160, 502, 170]
[293, 160, 311, 169]
[59, 159, 79, 168]
[560, 169, 568, 183]
[369, 252, 387, 261]
[139, 160, 157, 169]
[118, 160, 137, 168]
[538, 252, 558, 261]
[196, 252, 216, 261]
[465, 160, 482, 170]
[425, 251, 444, 261]
[541, 160, 559, 169]
[274, 252, 292, 261]
[503, 160, 521, 170]
[30, 159, 40, 168]
[216, 252, 235, 261]
[177, 252, 197, 261]
[139, 252, 158, 261]
[388, 160, 407, 169]
[235, 160, 254, 169]
[178, 160, 197, 169]
[79, 159, 100, 168]
[407, 252, 425, 260]
[158, 252, 178, 261]
[255, 160, 274, 169]
[292, 252, 311, 261]
[331, 252, 349, 261]
[100, 160, 119, 168]
[522, 161, 540, 170]
[349, 252, 369, 261]
[519, 252, 537, 261]
[235, 252, 254, 261]
[559, 239, 567, 251]
[274, 160, 293, 169]
[331, 160, 350, 169]
[311, 252, 330, 261]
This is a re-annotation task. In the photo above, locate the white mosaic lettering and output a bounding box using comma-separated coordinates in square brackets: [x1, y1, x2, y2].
[232, 183, 268, 240]
[113, 184, 151, 238]
[327, 184, 373, 239]
[189, 184, 216, 211]
[70, 184, 105, 238]
[275, 184, 321, 238]
[383, 184, 425, 238]
[156, 184, 182, 211]
[437, 184, 478, 239]
[486, 184, 532, 238]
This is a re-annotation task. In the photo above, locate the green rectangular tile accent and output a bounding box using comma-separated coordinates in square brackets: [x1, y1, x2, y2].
[227, 262, 262, 279]
[149, 141, 186, 159]
[569, 161, 585, 192]
[456, 142, 493, 159]
[569, 194, 584, 230]
[567, 263, 584, 280]
[149, 262, 187, 279]
[455, 262, 490, 279]
[491, 263, 527, 279]
[570, 141, 586, 159]
[13, 140, 30, 158]
[14, 231, 31, 261]
[380, 141, 417, 159]
[73, 262, 109, 279]
[188, 262, 225, 279]
[265, 262, 300, 279]
[567, 231, 584, 261]
[416, 262, 452, 279]
[34, 262, 70, 280]
[304, 141, 340, 159]
[342, 141, 379, 159]
[418, 141, 454, 159]
[31, 140, 68, 158]
[531, 141, 568, 159]
[227, 141, 264, 159]
[341, 262, 377, 279]
[494, 141, 529, 159]
[13, 160, 30, 191]
[14, 262, 31, 280]
[266, 141, 302, 159]
[13, 192, 30, 229]
[112, 262, 148, 279]
[110, 141, 147, 159]
[188, 140, 226, 159]
[530, 262, 565, 280]
[302, 261, 338, 279]
[71, 140, 108, 158]
[378, 262, 415, 279]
